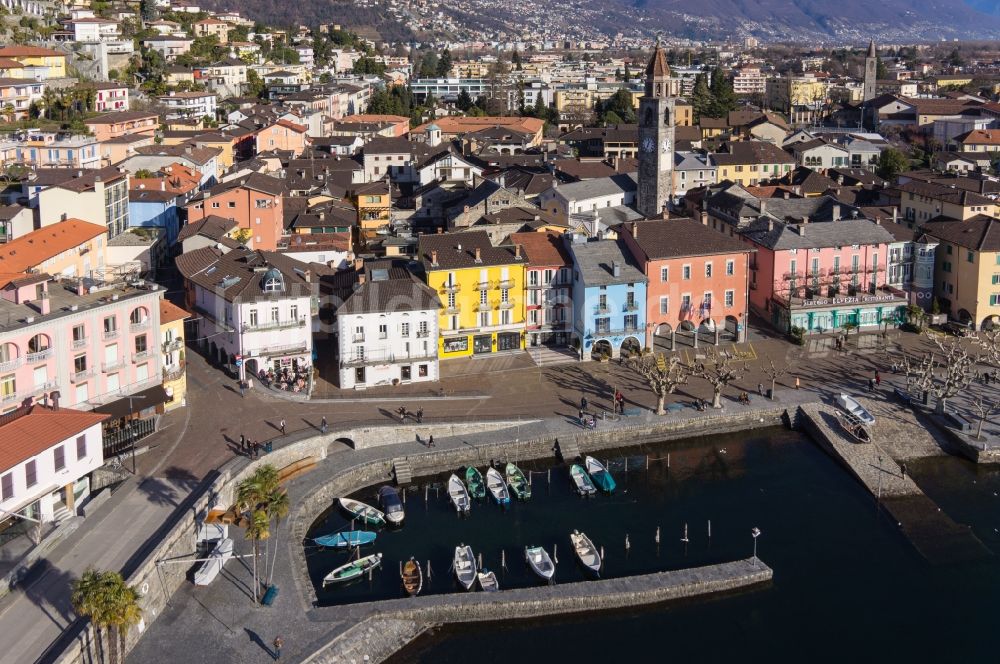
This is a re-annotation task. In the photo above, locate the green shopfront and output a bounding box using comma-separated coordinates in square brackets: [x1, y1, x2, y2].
[772, 291, 908, 334]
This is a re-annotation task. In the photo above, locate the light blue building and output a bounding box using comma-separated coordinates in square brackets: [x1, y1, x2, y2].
[129, 188, 180, 245]
[566, 235, 648, 360]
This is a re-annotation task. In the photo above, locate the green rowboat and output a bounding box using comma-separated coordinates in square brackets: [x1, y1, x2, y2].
[322, 553, 382, 586]
[505, 462, 531, 500]
[465, 467, 486, 499]
[338, 497, 385, 526]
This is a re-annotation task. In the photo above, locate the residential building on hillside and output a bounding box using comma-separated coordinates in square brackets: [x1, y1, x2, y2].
[712, 141, 795, 187]
[156, 91, 217, 121]
[0, 219, 107, 279]
[159, 299, 189, 411]
[894, 180, 999, 223]
[37, 167, 129, 239]
[419, 231, 526, 360]
[538, 174, 638, 225]
[923, 216, 1000, 330]
[84, 111, 158, 142]
[0, 78, 44, 120]
[184, 173, 286, 250]
[0, 46, 66, 78]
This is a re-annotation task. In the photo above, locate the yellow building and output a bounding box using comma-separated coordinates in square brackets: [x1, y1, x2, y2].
[924, 216, 1000, 330]
[419, 231, 527, 359]
[0, 46, 66, 78]
[159, 300, 190, 411]
[766, 75, 829, 125]
[897, 180, 1000, 223]
[711, 141, 796, 187]
[355, 181, 391, 238]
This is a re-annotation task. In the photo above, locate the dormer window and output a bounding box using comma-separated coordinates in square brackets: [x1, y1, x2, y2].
[261, 267, 284, 293]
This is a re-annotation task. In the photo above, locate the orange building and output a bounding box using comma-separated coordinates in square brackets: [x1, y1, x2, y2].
[617, 218, 753, 348]
[84, 111, 159, 142]
[184, 173, 285, 250]
[255, 119, 309, 156]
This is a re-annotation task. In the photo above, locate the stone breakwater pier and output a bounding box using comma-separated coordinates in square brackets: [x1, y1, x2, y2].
[303, 558, 773, 664]
[798, 399, 989, 564]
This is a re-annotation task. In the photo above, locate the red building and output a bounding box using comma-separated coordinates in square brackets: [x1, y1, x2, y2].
[510, 231, 573, 347]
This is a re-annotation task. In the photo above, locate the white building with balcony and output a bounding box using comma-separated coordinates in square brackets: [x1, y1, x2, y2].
[333, 264, 441, 390]
[0, 403, 107, 525]
[176, 246, 315, 383]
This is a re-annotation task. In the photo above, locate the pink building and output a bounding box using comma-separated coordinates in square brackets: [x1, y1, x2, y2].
[0, 276, 166, 429]
[741, 219, 905, 334]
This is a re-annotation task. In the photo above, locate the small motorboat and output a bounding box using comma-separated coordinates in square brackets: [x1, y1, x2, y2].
[477, 569, 499, 592]
[835, 393, 876, 426]
[524, 545, 555, 581]
[339, 497, 385, 526]
[585, 456, 616, 493]
[377, 486, 405, 526]
[836, 410, 873, 444]
[314, 530, 377, 549]
[569, 464, 597, 496]
[485, 467, 510, 505]
[505, 462, 532, 500]
[454, 544, 477, 590]
[570, 530, 602, 577]
[448, 474, 471, 513]
[322, 553, 382, 586]
[401, 557, 423, 596]
[465, 466, 486, 499]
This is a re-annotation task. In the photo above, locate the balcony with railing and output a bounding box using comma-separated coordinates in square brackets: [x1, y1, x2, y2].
[499, 299, 516, 310]
[475, 301, 493, 312]
[441, 283, 461, 294]
[102, 356, 128, 372]
[242, 317, 307, 333]
[71, 368, 95, 383]
[102, 329, 119, 341]
[162, 338, 184, 353]
[594, 304, 610, 315]
[163, 363, 185, 383]
[193, 305, 235, 333]
[130, 320, 150, 333]
[587, 325, 642, 338]
[474, 280, 491, 291]
[444, 305, 461, 315]
[352, 333, 365, 343]
[27, 348, 52, 363]
[416, 329, 431, 338]
[623, 302, 640, 312]
[261, 341, 309, 355]
[72, 337, 88, 349]
[0, 356, 22, 372]
[340, 349, 438, 368]
[132, 350, 153, 363]
[497, 279, 514, 289]
[31, 379, 58, 395]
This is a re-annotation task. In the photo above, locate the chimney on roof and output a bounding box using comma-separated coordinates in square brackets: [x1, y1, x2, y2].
[832, 204, 841, 221]
[77, 277, 85, 295]
[631, 222, 638, 238]
[50, 391, 59, 411]
[431, 250, 439, 266]
[612, 261, 621, 277]
[700, 210, 708, 226]
[801, 215, 809, 224]
[357, 271, 366, 285]
[61, 213, 67, 221]
[759, 199, 767, 214]
[767, 219, 774, 232]
[475, 247, 482, 262]
[892, 207, 898, 224]
[353, 257, 364, 271]
[515, 244, 522, 260]
[160, 181, 166, 191]
[783, 190, 790, 199]
[39, 292, 49, 316]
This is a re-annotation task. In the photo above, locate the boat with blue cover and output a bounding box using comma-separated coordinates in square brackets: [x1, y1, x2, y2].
[314, 530, 377, 549]
[585, 456, 616, 493]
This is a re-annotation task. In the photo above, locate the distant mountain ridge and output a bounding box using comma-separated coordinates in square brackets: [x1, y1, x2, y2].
[201, 0, 1000, 41]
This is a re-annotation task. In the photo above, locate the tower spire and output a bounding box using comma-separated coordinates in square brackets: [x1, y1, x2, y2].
[867, 38, 876, 58]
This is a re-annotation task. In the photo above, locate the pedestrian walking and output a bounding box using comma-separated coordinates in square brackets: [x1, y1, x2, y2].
[239, 434, 245, 452]
[795, 376, 800, 390]
[279, 419, 286, 435]
[428, 435, 435, 448]
[757, 383, 764, 397]
[273, 636, 283, 660]
[580, 396, 588, 412]
[239, 380, 245, 398]
[320, 416, 328, 434]
[868, 378, 875, 392]
[253, 441, 260, 459]
[578, 408, 584, 424]
[901, 462, 907, 479]
[416, 407, 424, 423]
[875, 371, 881, 387]
[397, 405, 407, 422]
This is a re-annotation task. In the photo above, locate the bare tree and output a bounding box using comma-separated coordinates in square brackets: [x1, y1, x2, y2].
[974, 327, 1000, 367]
[971, 396, 999, 440]
[900, 334, 976, 414]
[760, 353, 793, 399]
[628, 353, 689, 415]
[692, 347, 747, 409]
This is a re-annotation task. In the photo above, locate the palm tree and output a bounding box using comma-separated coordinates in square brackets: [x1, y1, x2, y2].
[70, 569, 142, 664]
[1, 103, 14, 124]
[236, 465, 281, 604]
[264, 486, 289, 587]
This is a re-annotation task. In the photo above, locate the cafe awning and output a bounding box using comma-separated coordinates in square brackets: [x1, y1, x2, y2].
[93, 384, 169, 420]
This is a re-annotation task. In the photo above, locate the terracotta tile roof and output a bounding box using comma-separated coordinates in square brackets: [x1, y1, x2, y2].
[0, 46, 64, 58]
[275, 119, 307, 133]
[412, 116, 544, 137]
[645, 44, 670, 78]
[923, 215, 1000, 252]
[0, 219, 105, 273]
[509, 230, 572, 267]
[159, 299, 191, 325]
[0, 58, 24, 69]
[418, 230, 524, 270]
[0, 405, 108, 471]
[84, 111, 158, 125]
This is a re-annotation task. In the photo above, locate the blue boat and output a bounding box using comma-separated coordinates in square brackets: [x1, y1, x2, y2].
[585, 456, 616, 493]
[314, 530, 377, 549]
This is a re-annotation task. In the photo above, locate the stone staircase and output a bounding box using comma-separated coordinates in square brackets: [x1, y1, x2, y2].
[52, 505, 72, 522]
[558, 438, 581, 463]
[392, 458, 413, 485]
[529, 345, 578, 366]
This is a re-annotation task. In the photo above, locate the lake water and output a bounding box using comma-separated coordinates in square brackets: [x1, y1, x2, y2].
[305, 428, 1000, 662]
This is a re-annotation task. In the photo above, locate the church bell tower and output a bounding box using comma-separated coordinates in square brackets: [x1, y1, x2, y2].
[637, 42, 677, 219]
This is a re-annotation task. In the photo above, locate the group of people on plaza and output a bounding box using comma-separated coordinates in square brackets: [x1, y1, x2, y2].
[259, 365, 311, 393]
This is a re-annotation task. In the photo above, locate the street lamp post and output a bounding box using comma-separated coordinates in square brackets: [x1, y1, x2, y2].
[751, 527, 761, 567]
[125, 394, 147, 474]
